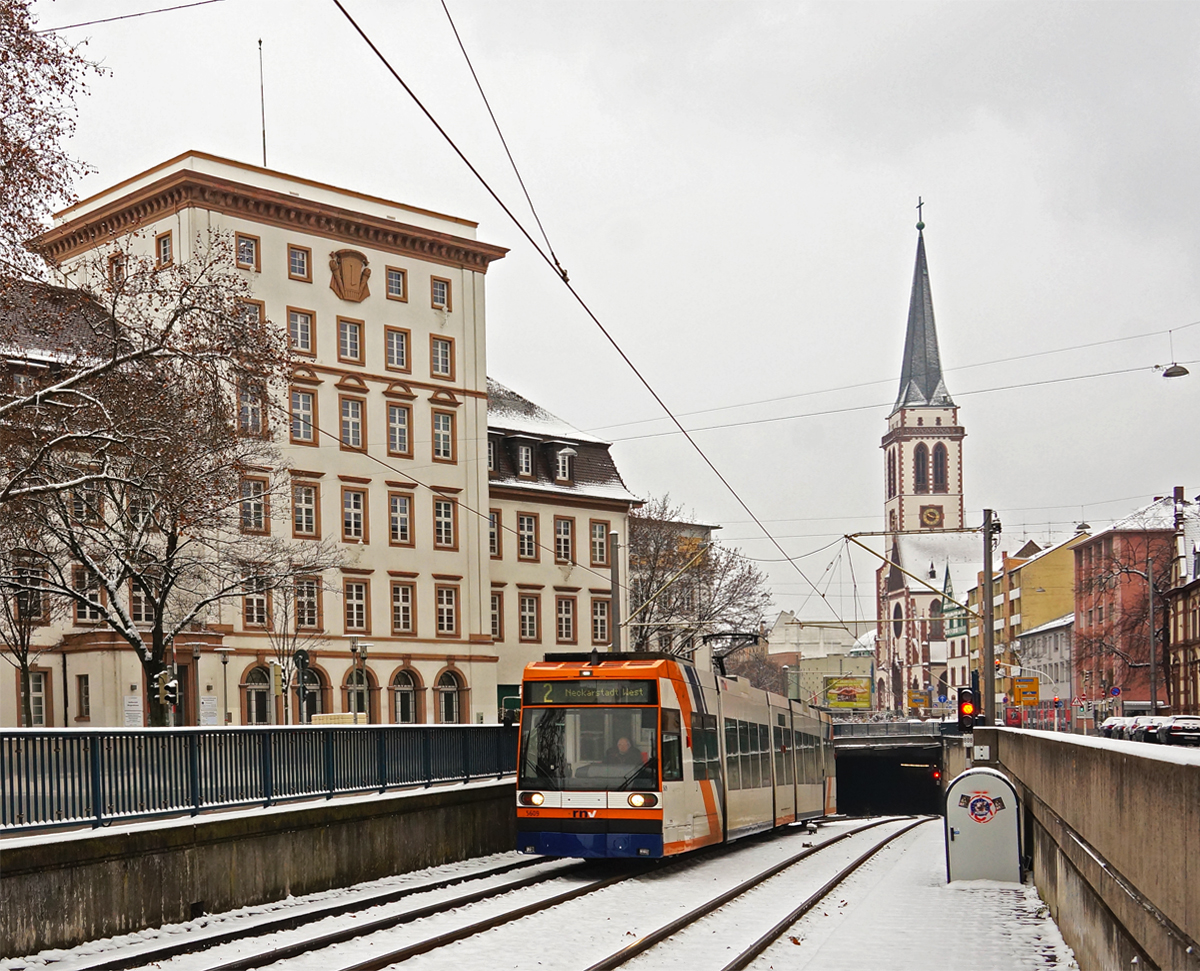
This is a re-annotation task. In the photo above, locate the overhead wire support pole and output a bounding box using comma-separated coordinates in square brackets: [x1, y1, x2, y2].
[983, 509, 997, 727]
[258, 39, 267, 167]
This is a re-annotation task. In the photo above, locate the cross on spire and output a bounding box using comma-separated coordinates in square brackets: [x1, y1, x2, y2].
[916, 196, 925, 231]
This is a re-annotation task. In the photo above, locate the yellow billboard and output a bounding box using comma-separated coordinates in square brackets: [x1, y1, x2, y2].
[824, 677, 872, 709]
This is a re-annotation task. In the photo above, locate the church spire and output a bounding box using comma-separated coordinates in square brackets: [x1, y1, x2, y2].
[891, 225, 954, 415]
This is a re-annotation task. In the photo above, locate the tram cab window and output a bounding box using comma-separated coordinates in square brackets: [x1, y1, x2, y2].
[518, 706, 658, 791]
[661, 709, 683, 782]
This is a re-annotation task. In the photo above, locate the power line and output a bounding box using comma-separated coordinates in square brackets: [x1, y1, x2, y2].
[37, 0, 229, 32]
[328, 0, 845, 629]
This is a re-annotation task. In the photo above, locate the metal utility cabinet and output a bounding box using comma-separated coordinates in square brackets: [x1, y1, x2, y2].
[944, 767, 1021, 883]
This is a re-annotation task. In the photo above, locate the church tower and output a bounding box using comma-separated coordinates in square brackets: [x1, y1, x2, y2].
[881, 226, 965, 534]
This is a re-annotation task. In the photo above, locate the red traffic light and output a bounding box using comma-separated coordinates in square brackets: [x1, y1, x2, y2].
[961, 700, 976, 716]
[957, 687, 977, 730]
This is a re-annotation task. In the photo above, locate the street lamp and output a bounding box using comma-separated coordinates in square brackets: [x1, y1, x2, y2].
[192, 642, 202, 726]
[349, 636, 372, 722]
[215, 648, 234, 724]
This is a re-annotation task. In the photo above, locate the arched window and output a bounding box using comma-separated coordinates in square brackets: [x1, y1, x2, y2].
[889, 510, 898, 532]
[438, 670, 463, 724]
[298, 668, 323, 723]
[347, 668, 369, 718]
[929, 599, 944, 640]
[932, 443, 948, 493]
[886, 450, 896, 499]
[394, 670, 417, 724]
[245, 667, 270, 725]
[892, 603, 903, 638]
[913, 444, 928, 493]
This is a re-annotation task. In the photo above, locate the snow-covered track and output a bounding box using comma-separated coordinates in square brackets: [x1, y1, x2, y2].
[48, 856, 554, 971]
[585, 815, 931, 971]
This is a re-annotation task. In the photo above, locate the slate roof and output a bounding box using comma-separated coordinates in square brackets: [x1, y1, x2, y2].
[0, 279, 117, 365]
[487, 378, 639, 505]
[892, 231, 955, 414]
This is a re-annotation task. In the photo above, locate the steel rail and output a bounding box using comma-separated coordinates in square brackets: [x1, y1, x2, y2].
[720, 816, 931, 970]
[55, 856, 549, 971]
[584, 816, 918, 971]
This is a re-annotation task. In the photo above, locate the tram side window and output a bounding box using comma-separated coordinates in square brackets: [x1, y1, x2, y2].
[773, 726, 787, 786]
[739, 720, 755, 788]
[662, 709, 683, 782]
[725, 718, 741, 790]
[758, 723, 772, 788]
[794, 729, 809, 783]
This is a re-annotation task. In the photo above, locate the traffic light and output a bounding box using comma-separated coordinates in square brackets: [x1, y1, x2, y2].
[155, 669, 170, 705]
[164, 678, 179, 708]
[957, 687, 976, 731]
[1054, 696, 1063, 709]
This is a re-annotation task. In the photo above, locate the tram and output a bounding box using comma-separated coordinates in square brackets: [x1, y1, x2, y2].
[516, 651, 835, 859]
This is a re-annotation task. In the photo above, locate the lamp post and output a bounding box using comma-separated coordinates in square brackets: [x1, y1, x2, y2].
[215, 648, 234, 724]
[191, 642, 202, 726]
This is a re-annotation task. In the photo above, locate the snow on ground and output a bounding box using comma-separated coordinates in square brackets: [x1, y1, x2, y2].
[753, 822, 1077, 971]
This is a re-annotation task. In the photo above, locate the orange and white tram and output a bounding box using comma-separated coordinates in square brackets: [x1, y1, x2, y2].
[516, 652, 836, 859]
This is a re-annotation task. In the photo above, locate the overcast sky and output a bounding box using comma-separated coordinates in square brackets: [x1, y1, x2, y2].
[34, 0, 1200, 625]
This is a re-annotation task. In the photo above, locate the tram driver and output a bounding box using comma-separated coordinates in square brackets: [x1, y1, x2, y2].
[605, 736, 645, 765]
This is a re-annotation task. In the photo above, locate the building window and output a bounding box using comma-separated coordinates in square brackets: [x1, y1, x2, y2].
[590, 521, 610, 566]
[556, 450, 573, 481]
[288, 309, 314, 354]
[432, 410, 455, 462]
[245, 667, 271, 724]
[430, 335, 454, 379]
[385, 326, 410, 371]
[23, 671, 47, 726]
[338, 318, 363, 364]
[489, 509, 502, 557]
[518, 514, 538, 560]
[14, 562, 47, 624]
[295, 577, 320, 629]
[932, 443, 948, 493]
[346, 668, 370, 717]
[519, 595, 540, 642]
[238, 378, 266, 437]
[491, 592, 504, 641]
[73, 567, 103, 623]
[76, 674, 90, 720]
[244, 575, 268, 628]
[389, 492, 413, 546]
[236, 233, 260, 271]
[435, 585, 459, 637]
[71, 485, 103, 525]
[130, 580, 154, 624]
[556, 597, 576, 644]
[393, 670, 417, 722]
[239, 477, 268, 534]
[554, 517, 574, 563]
[431, 277, 452, 311]
[288, 245, 312, 282]
[387, 403, 411, 456]
[290, 389, 316, 444]
[887, 449, 897, 499]
[437, 670, 462, 723]
[344, 580, 369, 632]
[386, 266, 407, 301]
[292, 482, 319, 537]
[108, 252, 126, 285]
[517, 444, 533, 477]
[592, 598, 610, 645]
[391, 581, 415, 634]
[913, 443, 929, 493]
[434, 498, 457, 549]
[155, 231, 173, 267]
[342, 488, 367, 543]
[487, 439, 497, 472]
[340, 396, 365, 450]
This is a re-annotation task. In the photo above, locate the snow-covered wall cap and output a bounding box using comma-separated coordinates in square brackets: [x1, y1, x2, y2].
[1016, 613, 1074, 639]
[487, 377, 609, 445]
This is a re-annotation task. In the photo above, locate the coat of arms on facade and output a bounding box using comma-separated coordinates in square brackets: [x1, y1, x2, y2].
[329, 249, 371, 302]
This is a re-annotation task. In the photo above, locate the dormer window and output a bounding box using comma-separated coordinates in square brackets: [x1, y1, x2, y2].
[487, 438, 497, 472]
[518, 444, 533, 477]
[556, 447, 576, 482]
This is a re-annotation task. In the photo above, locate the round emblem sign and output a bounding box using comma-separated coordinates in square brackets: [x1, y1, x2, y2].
[967, 793, 996, 824]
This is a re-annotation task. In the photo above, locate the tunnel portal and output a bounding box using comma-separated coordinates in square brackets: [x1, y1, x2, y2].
[835, 747, 944, 816]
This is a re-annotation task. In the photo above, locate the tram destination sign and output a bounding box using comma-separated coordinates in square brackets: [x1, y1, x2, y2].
[524, 679, 657, 706]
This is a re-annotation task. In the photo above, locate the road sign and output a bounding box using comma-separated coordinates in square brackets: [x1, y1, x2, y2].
[938, 694, 948, 704]
[1071, 696, 1083, 708]
[1111, 686, 1121, 697]
[908, 689, 930, 708]
[1013, 677, 1039, 706]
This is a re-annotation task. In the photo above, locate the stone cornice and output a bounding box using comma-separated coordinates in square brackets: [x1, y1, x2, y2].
[31, 170, 509, 271]
[881, 426, 966, 447]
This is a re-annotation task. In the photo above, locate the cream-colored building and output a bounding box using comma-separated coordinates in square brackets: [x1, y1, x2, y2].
[485, 380, 639, 712]
[6, 151, 508, 727]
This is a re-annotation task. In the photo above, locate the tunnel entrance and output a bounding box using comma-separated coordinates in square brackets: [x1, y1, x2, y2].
[836, 747, 943, 815]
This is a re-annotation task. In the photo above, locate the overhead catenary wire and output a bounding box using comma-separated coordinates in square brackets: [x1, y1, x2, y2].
[37, 0, 229, 33]
[328, 0, 845, 629]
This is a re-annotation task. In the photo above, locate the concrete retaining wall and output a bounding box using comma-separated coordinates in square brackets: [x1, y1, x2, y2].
[0, 780, 516, 957]
[976, 728, 1199, 970]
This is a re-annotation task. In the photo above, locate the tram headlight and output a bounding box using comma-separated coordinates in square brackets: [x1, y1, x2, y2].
[518, 791, 545, 806]
[627, 793, 658, 808]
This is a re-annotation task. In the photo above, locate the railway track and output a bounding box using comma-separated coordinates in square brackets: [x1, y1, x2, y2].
[54, 816, 920, 971]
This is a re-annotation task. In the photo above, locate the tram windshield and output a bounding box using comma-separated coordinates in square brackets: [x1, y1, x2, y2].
[519, 707, 658, 791]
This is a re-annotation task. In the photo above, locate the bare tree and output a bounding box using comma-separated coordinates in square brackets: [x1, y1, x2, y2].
[262, 567, 338, 725]
[724, 649, 787, 694]
[0, 0, 102, 277]
[627, 495, 773, 654]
